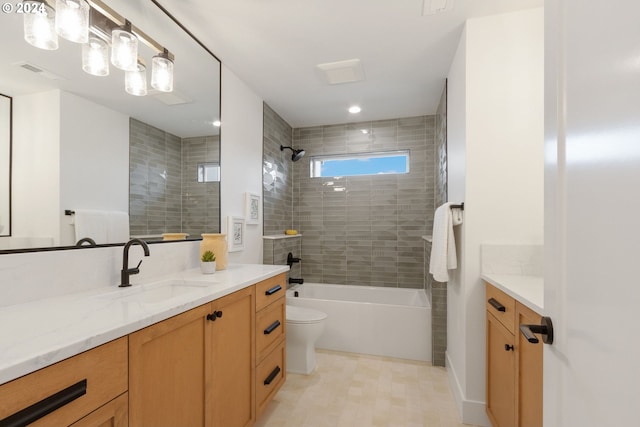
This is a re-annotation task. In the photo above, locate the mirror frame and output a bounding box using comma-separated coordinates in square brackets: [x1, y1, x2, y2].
[0, 0, 222, 255]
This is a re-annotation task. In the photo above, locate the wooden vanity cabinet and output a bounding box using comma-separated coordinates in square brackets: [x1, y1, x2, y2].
[0, 337, 128, 427]
[255, 273, 287, 419]
[485, 282, 542, 427]
[208, 286, 256, 427]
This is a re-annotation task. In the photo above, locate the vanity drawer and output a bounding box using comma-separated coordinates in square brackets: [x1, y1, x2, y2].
[256, 297, 286, 363]
[256, 273, 286, 311]
[0, 337, 128, 427]
[256, 340, 286, 419]
[486, 283, 516, 333]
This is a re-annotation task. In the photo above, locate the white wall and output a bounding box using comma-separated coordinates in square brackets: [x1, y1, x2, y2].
[220, 65, 264, 264]
[59, 91, 129, 246]
[12, 90, 61, 244]
[446, 8, 544, 426]
[0, 96, 10, 236]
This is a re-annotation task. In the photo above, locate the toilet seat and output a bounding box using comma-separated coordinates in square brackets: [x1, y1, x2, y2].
[286, 305, 328, 324]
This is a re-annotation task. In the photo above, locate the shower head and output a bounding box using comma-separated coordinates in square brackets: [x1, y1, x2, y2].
[280, 145, 306, 162]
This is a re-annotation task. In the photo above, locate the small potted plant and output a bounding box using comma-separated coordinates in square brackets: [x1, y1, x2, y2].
[201, 250, 217, 274]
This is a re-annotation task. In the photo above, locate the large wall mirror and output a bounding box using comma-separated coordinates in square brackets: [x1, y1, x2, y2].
[0, 0, 221, 252]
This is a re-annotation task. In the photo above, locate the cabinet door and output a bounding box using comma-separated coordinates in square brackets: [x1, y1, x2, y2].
[207, 286, 255, 427]
[129, 304, 210, 427]
[516, 303, 543, 427]
[487, 312, 516, 427]
[70, 393, 128, 427]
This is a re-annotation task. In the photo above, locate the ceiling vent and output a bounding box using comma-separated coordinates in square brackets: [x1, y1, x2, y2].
[13, 62, 65, 80]
[152, 90, 192, 106]
[316, 59, 365, 85]
[422, 0, 454, 16]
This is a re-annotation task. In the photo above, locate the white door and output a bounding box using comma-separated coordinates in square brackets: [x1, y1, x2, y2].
[544, 1, 640, 426]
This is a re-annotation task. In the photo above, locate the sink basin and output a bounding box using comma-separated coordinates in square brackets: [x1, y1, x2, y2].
[95, 280, 209, 305]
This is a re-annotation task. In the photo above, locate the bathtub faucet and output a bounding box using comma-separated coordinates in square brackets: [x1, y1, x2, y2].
[289, 277, 304, 285]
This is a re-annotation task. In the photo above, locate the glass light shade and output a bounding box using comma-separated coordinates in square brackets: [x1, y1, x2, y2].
[82, 37, 109, 76]
[125, 62, 147, 96]
[55, 0, 89, 43]
[111, 27, 138, 71]
[151, 52, 174, 92]
[23, 1, 58, 50]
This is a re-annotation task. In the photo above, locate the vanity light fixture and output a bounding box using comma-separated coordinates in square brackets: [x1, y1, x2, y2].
[151, 48, 174, 92]
[111, 20, 138, 72]
[361, 129, 369, 134]
[55, 0, 89, 43]
[125, 59, 147, 96]
[348, 105, 362, 114]
[212, 120, 221, 127]
[82, 35, 109, 76]
[22, 0, 175, 95]
[23, 0, 58, 50]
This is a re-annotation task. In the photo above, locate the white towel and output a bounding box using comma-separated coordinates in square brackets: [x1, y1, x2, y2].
[74, 209, 109, 244]
[429, 203, 458, 282]
[107, 211, 130, 243]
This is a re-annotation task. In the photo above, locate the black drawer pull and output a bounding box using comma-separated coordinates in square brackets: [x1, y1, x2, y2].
[488, 298, 506, 312]
[264, 320, 281, 335]
[265, 285, 282, 296]
[0, 379, 87, 427]
[264, 366, 281, 385]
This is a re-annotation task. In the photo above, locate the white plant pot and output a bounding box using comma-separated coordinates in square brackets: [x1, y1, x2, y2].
[201, 261, 216, 274]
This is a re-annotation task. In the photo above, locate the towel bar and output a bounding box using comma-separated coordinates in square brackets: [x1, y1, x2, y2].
[450, 203, 464, 210]
[64, 210, 75, 216]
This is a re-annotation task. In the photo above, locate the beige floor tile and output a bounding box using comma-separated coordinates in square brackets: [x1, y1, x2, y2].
[255, 350, 481, 427]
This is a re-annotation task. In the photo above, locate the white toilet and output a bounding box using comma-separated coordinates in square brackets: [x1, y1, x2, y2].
[286, 305, 328, 375]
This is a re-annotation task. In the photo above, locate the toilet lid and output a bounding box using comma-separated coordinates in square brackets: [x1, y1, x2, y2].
[286, 305, 328, 324]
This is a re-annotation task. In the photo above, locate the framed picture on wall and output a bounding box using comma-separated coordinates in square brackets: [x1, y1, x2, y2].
[227, 216, 245, 252]
[245, 192, 261, 225]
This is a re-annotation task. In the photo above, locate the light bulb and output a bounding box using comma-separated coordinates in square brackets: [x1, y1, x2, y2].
[151, 50, 174, 92]
[111, 24, 138, 72]
[125, 62, 147, 96]
[23, 1, 58, 50]
[55, 0, 89, 43]
[82, 36, 109, 76]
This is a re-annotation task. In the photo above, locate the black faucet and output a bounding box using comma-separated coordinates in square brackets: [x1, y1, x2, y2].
[120, 238, 150, 287]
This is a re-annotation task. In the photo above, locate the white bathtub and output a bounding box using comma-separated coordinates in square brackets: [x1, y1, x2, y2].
[286, 283, 431, 362]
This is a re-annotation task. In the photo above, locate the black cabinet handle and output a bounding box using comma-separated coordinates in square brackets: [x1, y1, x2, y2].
[265, 285, 282, 296]
[264, 320, 281, 335]
[504, 344, 514, 351]
[0, 379, 87, 427]
[263, 366, 281, 385]
[519, 316, 554, 345]
[207, 310, 223, 321]
[488, 298, 506, 312]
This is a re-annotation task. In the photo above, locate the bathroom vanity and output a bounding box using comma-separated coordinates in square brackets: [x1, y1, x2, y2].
[483, 274, 544, 427]
[0, 265, 288, 427]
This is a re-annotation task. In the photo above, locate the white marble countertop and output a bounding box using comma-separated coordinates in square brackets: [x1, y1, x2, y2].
[481, 273, 544, 314]
[0, 263, 289, 386]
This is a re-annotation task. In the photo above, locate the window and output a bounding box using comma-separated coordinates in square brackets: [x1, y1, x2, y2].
[310, 150, 410, 178]
[197, 163, 220, 182]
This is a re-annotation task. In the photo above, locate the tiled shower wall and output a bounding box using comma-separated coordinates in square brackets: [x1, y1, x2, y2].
[263, 104, 294, 236]
[293, 116, 435, 288]
[428, 83, 448, 366]
[130, 118, 220, 237]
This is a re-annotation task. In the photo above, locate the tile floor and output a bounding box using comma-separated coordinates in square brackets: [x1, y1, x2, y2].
[255, 350, 479, 427]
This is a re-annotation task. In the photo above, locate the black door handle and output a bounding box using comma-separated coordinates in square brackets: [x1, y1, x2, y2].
[488, 298, 506, 312]
[265, 285, 282, 296]
[264, 320, 281, 335]
[519, 316, 554, 345]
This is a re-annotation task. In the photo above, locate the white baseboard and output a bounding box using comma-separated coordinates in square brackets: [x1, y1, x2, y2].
[446, 351, 491, 427]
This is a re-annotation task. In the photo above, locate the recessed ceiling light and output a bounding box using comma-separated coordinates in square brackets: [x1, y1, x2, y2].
[212, 120, 221, 127]
[348, 106, 361, 114]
